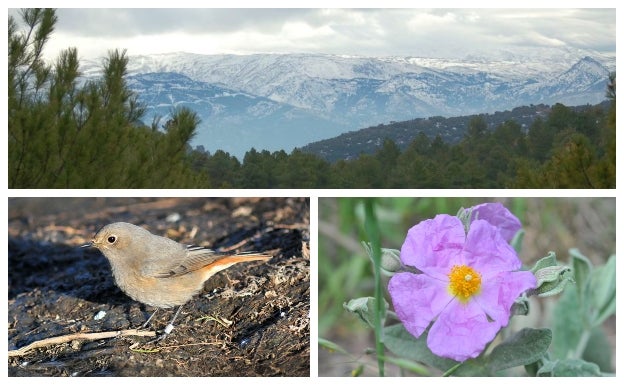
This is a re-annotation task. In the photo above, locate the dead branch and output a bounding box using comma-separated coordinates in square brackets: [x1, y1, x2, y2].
[8, 329, 156, 357]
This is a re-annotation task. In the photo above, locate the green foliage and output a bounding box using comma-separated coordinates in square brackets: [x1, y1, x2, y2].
[481, 328, 552, 374]
[536, 359, 601, 377]
[384, 324, 458, 372]
[529, 252, 575, 297]
[190, 96, 613, 189]
[383, 315, 554, 376]
[510, 102, 614, 188]
[547, 250, 615, 374]
[343, 297, 389, 329]
[8, 9, 202, 188]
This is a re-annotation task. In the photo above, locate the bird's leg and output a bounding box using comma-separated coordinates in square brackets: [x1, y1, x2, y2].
[163, 305, 183, 336]
[140, 308, 159, 329]
[147, 305, 183, 343]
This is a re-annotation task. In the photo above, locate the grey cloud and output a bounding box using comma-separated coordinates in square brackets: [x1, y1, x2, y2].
[12, 8, 614, 58]
[54, 9, 324, 37]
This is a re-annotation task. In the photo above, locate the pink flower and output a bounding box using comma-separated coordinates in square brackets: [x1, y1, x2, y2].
[388, 213, 536, 362]
[470, 202, 522, 243]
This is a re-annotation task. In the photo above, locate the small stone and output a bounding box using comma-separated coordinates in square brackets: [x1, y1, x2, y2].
[166, 213, 181, 223]
[94, 310, 106, 320]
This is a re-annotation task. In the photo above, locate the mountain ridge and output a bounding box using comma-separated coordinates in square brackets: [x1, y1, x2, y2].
[299, 101, 611, 162]
[81, 51, 614, 158]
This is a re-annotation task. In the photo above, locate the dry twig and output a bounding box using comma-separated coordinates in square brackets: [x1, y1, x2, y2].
[8, 329, 156, 357]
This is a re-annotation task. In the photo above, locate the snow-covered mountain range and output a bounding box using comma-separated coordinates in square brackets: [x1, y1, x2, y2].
[82, 50, 614, 159]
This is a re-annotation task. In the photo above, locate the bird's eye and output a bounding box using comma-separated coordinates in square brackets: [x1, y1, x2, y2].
[107, 236, 117, 244]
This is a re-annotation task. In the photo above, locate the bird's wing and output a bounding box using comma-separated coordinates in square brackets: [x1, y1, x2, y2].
[147, 246, 222, 278]
[148, 246, 269, 278]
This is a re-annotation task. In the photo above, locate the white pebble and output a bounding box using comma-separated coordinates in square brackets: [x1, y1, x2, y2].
[94, 310, 107, 320]
[166, 213, 181, 223]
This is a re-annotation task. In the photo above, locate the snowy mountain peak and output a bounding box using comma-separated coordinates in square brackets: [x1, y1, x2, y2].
[565, 56, 609, 77]
[81, 51, 614, 159]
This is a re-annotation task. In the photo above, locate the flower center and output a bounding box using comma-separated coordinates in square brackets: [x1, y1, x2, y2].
[448, 264, 482, 301]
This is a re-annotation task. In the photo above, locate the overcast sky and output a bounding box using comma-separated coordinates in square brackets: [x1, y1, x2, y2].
[7, 6, 616, 61]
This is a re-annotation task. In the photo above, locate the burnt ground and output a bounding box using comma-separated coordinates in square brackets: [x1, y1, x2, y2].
[7, 197, 310, 376]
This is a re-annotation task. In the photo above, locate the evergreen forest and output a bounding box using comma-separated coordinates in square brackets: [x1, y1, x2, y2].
[8, 9, 616, 189]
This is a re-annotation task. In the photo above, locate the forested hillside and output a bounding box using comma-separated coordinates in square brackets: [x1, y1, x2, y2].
[300, 102, 610, 162]
[186, 97, 615, 188]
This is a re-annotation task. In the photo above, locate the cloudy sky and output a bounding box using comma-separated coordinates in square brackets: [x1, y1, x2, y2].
[7, 5, 616, 61]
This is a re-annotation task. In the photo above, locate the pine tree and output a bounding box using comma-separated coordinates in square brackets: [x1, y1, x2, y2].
[8, 9, 201, 188]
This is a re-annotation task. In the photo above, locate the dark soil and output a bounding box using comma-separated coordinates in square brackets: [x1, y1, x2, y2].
[8, 197, 310, 376]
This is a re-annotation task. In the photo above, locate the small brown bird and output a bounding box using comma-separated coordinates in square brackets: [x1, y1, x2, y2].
[82, 222, 271, 340]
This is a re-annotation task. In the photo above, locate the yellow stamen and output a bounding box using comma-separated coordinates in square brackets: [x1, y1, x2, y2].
[448, 264, 482, 301]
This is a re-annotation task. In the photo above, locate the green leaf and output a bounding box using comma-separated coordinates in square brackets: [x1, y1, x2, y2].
[343, 297, 388, 329]
[537, 359, 602, 376]
[383, 323, 458, 372]
[582, 327, 613, 372]
[532, 265, 575, 297]
[528, 252, 575, 298]
[381, 356, 430, 376]
[510, 295, 529, 316]
[530, 251, 558, 273]
[362, 242, 402, 276]
[550, 253, 615, 363]
[588, 254, 616, 327]
[524, 358, 545, 377]
[510, 229, 524, 254]
[456, 206, 472, 234]
[448, 358, 489, 376]
[318, 337, 348, 355]
[487, 328, 552, 372]
[550, 287, 583, 359]
[350, 364, 364, 377]
[570, 248, 592, 301]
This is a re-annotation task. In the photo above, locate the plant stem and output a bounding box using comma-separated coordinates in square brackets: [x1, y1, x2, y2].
[364, 199, 385, 376]
[442, 362, 463, 377]
[572, 328, 591, 359]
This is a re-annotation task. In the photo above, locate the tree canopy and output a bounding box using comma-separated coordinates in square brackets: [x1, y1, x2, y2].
[9, 9, 203, 188]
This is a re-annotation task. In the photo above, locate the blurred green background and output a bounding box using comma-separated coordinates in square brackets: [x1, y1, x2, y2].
[318, 197, 615, 376]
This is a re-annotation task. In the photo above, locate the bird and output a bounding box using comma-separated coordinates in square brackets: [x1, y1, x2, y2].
[82, 222, 271, 341]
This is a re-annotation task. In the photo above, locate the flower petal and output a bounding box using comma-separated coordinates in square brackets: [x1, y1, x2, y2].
[474, 270, 537, 326]
[463, 219, 521, 275]
[400, 214, 465, 279]
[427, 300, 501, 362]
[470, 202, 522, 243]
[388, 272, 451, 338]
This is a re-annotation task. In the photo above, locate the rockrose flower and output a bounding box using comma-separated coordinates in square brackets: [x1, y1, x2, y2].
[470, 202, 522, 243]
[388, 211, 536, 362]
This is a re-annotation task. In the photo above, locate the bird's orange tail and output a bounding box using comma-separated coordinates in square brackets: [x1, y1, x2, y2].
[199, 253, 271, 280]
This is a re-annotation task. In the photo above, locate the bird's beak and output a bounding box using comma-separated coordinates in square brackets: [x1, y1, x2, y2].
[81, 241, 94, 248]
